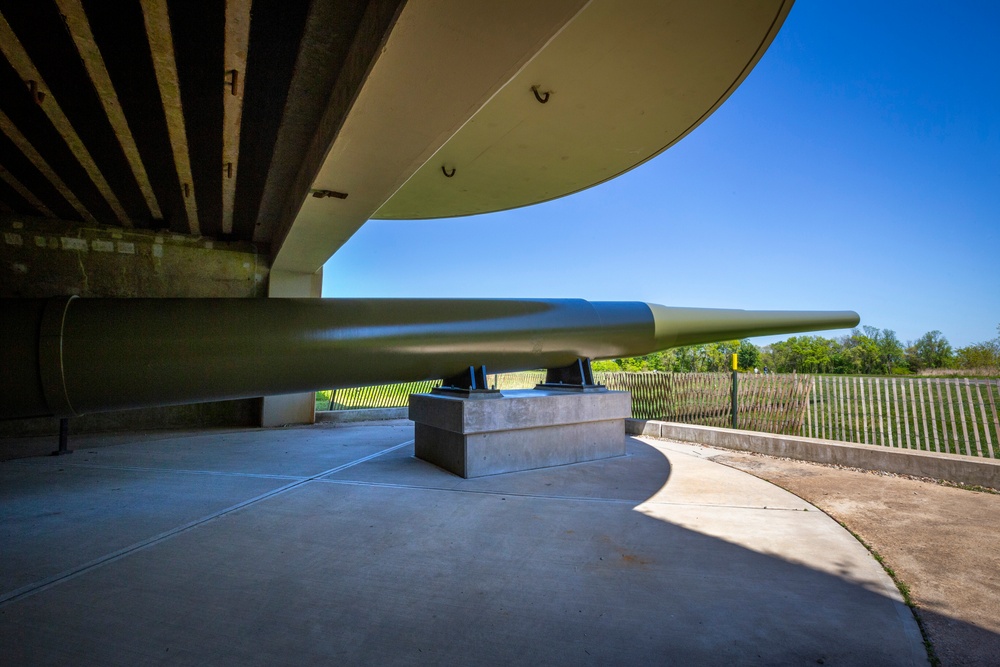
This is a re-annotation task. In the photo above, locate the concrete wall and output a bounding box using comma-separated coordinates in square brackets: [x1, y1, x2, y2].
[628, 419, 1000, 490]
[1, 215, 267, 298]
[316, 408, 409, 423]
[1, 214, 270, 437]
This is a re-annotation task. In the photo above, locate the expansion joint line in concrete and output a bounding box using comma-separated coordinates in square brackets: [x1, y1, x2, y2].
[0, 440, 414, 608]
[61, 462, 304, 481]
[318, 478, 811, 512]
[319, 477, 642, 505]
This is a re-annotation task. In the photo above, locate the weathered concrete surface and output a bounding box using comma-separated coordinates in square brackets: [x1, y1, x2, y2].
[688, 442, 1000, 667]
[316, 407, 409, 423]
[628, 419, 1000, 489]
[0, 422, 927, 665]
[411, 389, 630, 433]
[0, 215, 267, 300]
[411, 390, 630, 477]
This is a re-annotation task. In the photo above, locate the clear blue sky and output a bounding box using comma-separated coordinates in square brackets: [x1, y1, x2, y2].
[324, 2, 1000, 349]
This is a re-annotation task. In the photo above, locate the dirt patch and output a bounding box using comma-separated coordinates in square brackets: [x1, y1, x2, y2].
[701, 446, 1000, 666]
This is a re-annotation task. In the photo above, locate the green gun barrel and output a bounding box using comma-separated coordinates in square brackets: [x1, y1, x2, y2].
[0, 297, 859, 419]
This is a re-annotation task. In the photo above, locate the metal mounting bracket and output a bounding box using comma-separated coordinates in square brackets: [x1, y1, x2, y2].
[535, 358, 606, 393]
[433, 365, 501, 399]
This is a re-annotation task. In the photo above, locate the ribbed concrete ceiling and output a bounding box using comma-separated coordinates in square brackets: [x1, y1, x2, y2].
[0, 0, 792, 273]
[0, 0, 394, 248]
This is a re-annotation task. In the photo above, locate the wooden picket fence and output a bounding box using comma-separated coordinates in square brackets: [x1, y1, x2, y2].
[805, 376, 1000, 458]
[320, 371, 811, 436]
[321, 380, 441, 410]
[601, 372, 812, 435]
[318, 371, 1000, 459]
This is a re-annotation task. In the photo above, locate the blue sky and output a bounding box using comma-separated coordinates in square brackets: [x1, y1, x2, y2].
[324, 2, 1000, 349]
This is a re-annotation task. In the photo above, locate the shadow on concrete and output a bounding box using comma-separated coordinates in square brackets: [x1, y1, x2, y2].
[0, 426, 992, 664]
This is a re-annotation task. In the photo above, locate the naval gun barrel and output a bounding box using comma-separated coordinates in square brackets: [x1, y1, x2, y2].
[1, 297, 859, 419]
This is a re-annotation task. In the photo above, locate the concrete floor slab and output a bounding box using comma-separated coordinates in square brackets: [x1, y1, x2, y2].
[325, 435, 811, 511]
[0, 464, 286, 595]
[0, 424, 927, 665]
[49, 421, 414, 477]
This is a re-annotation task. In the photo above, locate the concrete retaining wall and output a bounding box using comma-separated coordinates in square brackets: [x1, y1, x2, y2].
[628, 419, 1000, 489]
[316, 407, 409, 423]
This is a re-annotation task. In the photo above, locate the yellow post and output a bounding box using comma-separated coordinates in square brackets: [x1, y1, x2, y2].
[731, 353, 739, 429]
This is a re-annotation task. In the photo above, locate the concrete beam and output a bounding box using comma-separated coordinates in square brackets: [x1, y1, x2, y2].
[56, 0, 163, 221]
[252, 0, 392, 248]
[140, 0, 199, 235]
[0, 10, 129, 226]
[221, 0, 251, 235]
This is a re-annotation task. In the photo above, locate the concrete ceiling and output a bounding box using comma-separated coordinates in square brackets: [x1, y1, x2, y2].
[0, 0, 390, 248]
[374, 0, 791, 220]
[0, 0, 793, 275]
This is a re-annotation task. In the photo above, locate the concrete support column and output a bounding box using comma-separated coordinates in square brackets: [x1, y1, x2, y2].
[260, 268, 323, 427]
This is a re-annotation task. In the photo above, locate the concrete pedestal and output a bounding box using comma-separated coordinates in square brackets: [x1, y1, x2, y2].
[409, 389, 630, 478]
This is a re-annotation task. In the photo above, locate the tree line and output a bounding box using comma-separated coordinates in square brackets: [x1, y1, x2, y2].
[594, 324, 1000, 376]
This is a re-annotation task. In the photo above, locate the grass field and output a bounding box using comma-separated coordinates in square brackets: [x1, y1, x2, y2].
[315, 371, 546, 411]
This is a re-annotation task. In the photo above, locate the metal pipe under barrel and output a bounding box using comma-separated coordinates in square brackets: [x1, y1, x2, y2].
[0, 297, 859, 420]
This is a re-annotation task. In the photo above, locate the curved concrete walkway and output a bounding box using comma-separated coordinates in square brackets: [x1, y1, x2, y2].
[1, 422, 927, 665]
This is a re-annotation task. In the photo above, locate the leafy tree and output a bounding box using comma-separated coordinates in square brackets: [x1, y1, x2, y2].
[843, 330, 879, 374]
[592, 359, 622, 372]
[876, 329, 905, 374]
[829, 344, 855, 374]
[843, 327, 904, 374]
[671, 346, 700, 372]
[955, 342, 1000, 370]
[704, 341, 737, 372]
[611, 350, 675, 372]
[905, 330, 953, 371]
[610, 324, 998, 377]
[618, 355, 651, 372]
[737, 340, 760, 370]
[955, 325, 1000, 370]
[656, 349, 678, 371]
[763, 335, 837, 373]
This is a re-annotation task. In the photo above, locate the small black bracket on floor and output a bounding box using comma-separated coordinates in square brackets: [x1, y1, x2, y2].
[52, 417, 73, 456]
[432, 365, 502, 399]
[536, 358, 607, 393]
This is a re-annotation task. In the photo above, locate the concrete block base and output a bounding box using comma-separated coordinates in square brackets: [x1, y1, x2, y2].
[410, 389, 630, 478]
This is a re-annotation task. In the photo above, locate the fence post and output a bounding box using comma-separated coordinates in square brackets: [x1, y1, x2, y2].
[730, 354, 739, 429]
